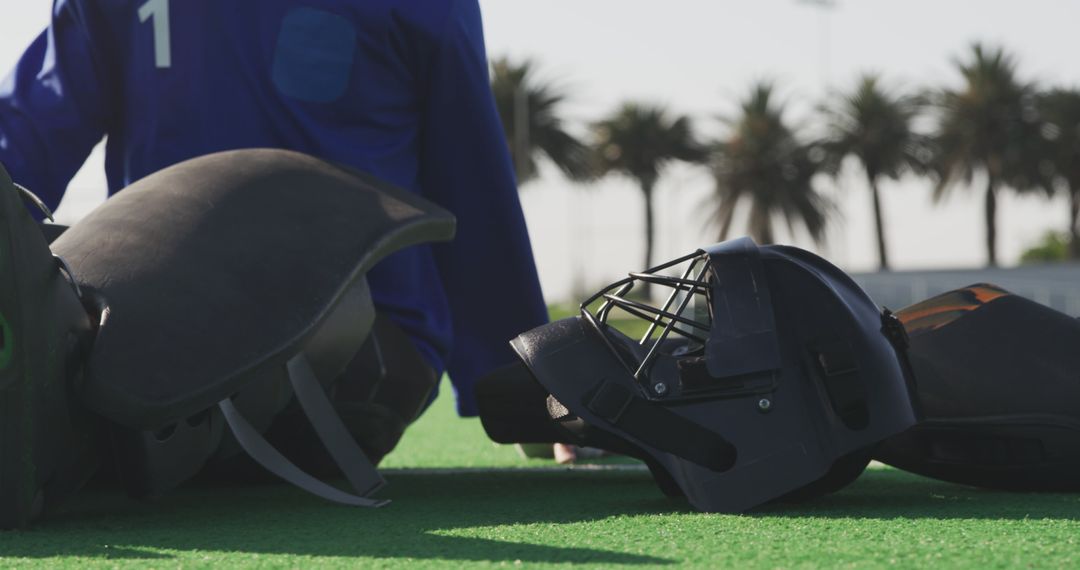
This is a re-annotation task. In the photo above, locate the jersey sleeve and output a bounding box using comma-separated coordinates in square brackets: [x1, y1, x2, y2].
[419, 0, 549, 417]
[0, 0, 112, 215]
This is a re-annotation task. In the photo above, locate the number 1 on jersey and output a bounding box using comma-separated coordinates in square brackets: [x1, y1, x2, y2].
[139, 0, 172, 69]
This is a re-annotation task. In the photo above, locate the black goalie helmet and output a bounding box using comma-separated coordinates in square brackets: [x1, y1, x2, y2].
[490, 238, 919, 512]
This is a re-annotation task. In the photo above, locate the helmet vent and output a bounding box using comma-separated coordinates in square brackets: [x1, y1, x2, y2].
[812, 341, 869, 430]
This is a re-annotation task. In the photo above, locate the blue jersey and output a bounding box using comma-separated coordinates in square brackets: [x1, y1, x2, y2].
[0, 0, 548, 416]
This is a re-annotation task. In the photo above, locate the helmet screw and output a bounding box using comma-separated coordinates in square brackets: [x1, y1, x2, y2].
[758, 398, 772, 412]
[654, 383, 668, 396]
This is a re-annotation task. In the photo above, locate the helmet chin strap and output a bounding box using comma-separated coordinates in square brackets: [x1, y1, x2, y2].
[13, 182, 54, 221]
[219, 352, 388, 508]
[581, 380, 737, 472]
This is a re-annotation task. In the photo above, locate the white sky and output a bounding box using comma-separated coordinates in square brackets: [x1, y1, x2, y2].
[2, 1, 1077, 302]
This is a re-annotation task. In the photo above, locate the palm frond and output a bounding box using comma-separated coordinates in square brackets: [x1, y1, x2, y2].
[592, 101, 705, 271]
[709, 82, 831, 245]
[490, 57, 592, 184]
[932, 43, 1046, 196]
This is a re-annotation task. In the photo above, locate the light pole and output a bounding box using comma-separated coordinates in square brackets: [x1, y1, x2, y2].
[799, 0, 837, 90]
[800, 0, 849, 268]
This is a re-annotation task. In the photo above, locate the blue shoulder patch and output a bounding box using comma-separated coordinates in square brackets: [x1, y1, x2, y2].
[272, 7, 357, 104]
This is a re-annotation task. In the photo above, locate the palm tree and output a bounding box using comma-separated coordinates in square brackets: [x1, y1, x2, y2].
[1038, 88, 1080, 259]
[593, 102, 704, 273]
[822, 75, 927, 270]
[932, 43, 1049, 267]
[711, 82, 831, 245]
[490, 58, 591, 184]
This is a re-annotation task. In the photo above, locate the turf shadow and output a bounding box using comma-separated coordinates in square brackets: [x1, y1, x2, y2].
[4, 467, 1078, 564]
[0, 470, 676, 565]
[760, 467, 1080, 521]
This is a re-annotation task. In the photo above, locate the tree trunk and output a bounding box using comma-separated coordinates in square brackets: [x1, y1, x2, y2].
[641, 177, 656, 270]
[868, 172, 890, 271]
[757, 218, 774, 245]
[1070, 188, 1080, 261]
[985, 176, 998, 267]
[748, 201, 773, 245]
[640, 176, 657, 298]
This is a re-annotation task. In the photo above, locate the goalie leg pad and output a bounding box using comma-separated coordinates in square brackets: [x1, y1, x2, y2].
[0, 167, 95, 529]
[877, 285, 1080, 491]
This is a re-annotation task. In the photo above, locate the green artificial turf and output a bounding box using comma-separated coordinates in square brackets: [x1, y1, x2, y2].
[3, 383, 1080, 568]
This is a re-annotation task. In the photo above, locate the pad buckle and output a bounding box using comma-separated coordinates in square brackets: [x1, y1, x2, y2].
[880, 309, 909, 350]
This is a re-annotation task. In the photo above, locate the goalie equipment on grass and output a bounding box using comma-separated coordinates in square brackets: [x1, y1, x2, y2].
[1, 149, 455, 527]
[479, 238, 920, 512]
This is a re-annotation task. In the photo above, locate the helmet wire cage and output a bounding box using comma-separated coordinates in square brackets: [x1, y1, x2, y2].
[579, 250, 715, 388]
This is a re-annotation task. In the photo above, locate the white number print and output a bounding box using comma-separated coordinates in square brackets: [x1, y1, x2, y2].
[138, 0, 172, 69]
